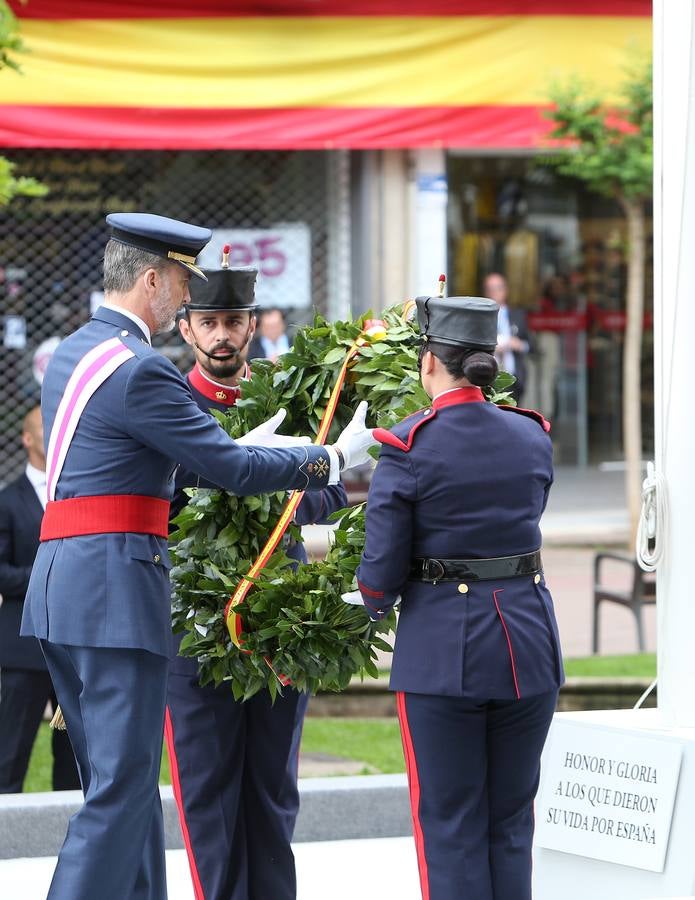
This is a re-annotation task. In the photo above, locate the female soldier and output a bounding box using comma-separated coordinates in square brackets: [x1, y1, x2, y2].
[355, 295, 563, 900]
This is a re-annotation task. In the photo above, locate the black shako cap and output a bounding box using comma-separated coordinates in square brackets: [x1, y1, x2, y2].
[106, 212, 211, 280]
[187, 267, 259, 311]
[416, 295, 500, 352]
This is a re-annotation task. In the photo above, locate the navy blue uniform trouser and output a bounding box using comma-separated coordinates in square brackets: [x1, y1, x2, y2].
[397, 690, 558, 900]
[41, 641, 169, 900]
[0, 667, 80, 792]
[165, 669, 308, 900]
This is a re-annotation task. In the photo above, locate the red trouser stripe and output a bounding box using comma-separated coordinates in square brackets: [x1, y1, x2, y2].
[164, 707, 206, 900]
[396, 692, 430, 900]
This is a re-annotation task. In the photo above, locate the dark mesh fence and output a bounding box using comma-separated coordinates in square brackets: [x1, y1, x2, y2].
[0, 149, 343, 485]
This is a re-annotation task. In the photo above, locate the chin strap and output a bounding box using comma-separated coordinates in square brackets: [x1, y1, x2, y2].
[186, 315, 254, 362]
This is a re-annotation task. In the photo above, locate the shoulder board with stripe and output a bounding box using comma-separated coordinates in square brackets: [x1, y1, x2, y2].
[498, 404, 551, 433]
[373, 407, 436, 452]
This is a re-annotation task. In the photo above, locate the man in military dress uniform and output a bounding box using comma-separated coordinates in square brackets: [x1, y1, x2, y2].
[21, 213, 374, 900]
[166, 261, 347, 900]
[353, 294, 563, 900]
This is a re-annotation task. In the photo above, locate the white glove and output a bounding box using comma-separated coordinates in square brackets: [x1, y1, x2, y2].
[333, 401, 377, 471]
[236, 409, 311, 448]
[341, 589, 364, 606]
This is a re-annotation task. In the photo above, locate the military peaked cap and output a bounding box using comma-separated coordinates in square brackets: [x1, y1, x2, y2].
[106, 212, 211, 280]
[416, 295, 499, 352]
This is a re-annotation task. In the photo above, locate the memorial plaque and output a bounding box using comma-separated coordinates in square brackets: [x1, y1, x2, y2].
[535, 720, 683, 872]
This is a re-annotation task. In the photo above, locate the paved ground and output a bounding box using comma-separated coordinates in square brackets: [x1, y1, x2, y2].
[0, 839, 421, 900]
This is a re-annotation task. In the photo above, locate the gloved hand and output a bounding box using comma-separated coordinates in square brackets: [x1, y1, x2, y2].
[236, 409, 311, 448]
[332, 401, 377, 471]
[340, 589, 364, 605]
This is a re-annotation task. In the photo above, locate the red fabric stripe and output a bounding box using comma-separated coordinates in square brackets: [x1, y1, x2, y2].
[188, 364, 240, 406]
[492, 589, 522, 699]
[431, 386, 485, 409]
[0, 104, 553, 150]
[497, 404, 551, 432]
[357, 579, 384, 600]
[40, 495, 170, 540]
[373, 428, 409, 452]
[374, 410, 436, 453]
[164, 708, 207, 900]
[7, 1, 653, 18]
[396, 692, 431, 900]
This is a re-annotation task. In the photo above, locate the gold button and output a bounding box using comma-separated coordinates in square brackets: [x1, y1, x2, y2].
[458, 583, 468, 594]
[534, 574, 541, 584]
[153, 554, 161, 564]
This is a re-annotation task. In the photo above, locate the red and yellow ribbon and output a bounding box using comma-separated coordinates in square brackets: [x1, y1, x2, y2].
[224, 319, 387, 654]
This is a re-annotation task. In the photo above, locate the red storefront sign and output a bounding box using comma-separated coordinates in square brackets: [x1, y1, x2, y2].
[527, 312, 588, 332]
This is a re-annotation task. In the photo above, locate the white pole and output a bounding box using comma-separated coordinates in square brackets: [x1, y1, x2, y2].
[654, 0, 695, 726]
[409, 148, 448, 296]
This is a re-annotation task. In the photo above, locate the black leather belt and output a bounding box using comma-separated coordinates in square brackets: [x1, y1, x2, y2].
[409, 550, 542, 584]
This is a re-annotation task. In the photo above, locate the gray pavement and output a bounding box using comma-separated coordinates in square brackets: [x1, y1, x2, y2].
[0, 839, 422, 900]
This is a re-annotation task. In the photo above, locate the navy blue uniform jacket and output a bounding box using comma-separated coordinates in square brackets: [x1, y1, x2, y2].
[356, 386, 564, 700]
[21, 307, 334, 659]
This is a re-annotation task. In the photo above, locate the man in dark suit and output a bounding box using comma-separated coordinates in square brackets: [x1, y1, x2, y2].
[484, 272, 531, 404]
[0, 406, 79, 793]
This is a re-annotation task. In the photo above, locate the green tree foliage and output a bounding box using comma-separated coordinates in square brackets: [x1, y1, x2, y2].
[0, 1, 48, 204]
[0, 0, 23, 72]
[540, 59, 652, 543]
[543, 59, 652, 202]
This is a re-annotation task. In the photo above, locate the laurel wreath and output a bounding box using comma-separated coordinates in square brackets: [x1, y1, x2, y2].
[169, 305, 515, 700]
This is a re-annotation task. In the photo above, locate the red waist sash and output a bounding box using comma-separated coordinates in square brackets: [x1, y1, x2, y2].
[40, 495, 170, 541]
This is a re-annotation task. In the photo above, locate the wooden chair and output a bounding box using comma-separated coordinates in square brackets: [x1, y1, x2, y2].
[592, 551, 657, 653]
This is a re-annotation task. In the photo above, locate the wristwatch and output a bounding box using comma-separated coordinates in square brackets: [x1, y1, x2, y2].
[333, 446, 345, 471]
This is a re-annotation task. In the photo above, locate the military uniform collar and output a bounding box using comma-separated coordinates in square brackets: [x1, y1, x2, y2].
[93, 305, 151, 345]
[432, 386, 485, 410]
[188, 362, 249, 406]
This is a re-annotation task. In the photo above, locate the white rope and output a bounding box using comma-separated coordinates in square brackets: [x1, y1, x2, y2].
[633, 677, 658, 711]
[635, 461, 668, 573]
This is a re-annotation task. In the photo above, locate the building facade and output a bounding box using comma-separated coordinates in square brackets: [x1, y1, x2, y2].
[0, 2, 652, 480]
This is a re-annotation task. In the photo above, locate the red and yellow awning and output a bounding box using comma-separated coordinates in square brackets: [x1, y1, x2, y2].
[1, 1, 651, 150]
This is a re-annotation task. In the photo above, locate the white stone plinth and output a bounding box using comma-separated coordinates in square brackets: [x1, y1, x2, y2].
[533, 710, 695, 900]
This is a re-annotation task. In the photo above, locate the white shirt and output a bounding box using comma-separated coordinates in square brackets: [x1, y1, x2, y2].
[496, 304, 516, 375]
[100, 303, 152, 345]
[25, 462, 47, 510]
[260, 334, 290, 361]
[433, 387, 465, 403]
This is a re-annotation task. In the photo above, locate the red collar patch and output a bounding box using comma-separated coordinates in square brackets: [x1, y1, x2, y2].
[432, 386, 485, 410]
[188, 363, 244, 406]
[374, 387, 485, 452]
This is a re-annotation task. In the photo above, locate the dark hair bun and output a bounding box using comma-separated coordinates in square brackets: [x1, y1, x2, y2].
[462, 351, 498, 387]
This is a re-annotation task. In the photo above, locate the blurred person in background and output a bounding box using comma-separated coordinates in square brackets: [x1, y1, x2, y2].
[248, 306, 290, 362]
[0, 406, 79, 793]
[484, 272, 530, 405]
